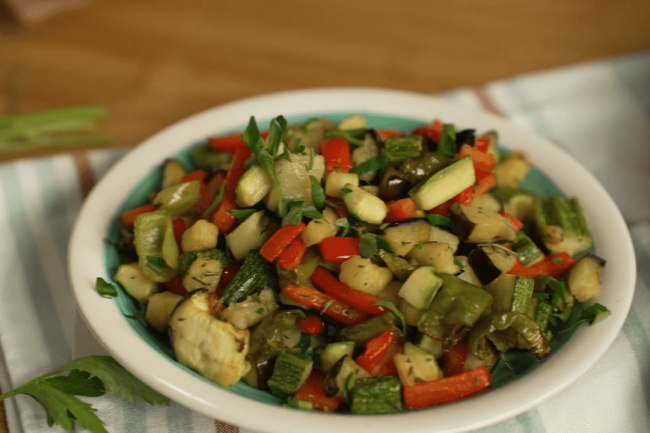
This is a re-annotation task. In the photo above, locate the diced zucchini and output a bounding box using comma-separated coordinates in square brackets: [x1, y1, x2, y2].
[267, 349, 314, 400]
[428, 226, 460, 252]
[264, 154, 326, 212]
[493, 187, 535, 221]
[360, 185, 380, 196]
[325, 171, 359, 197]
[144, 291, 182, 332]
[535, 196, 594, 256]
[160, 159, 187, 190]
[319, 341, 355, 372]
[411, 333, 444, 358]
[339, 114, 367, 130]
[302, 207, 339, 248]
[181, 220, 219, 252]
[351, 133, 380, 182]
[178, 248, 230, 274]
[182, 257, 223, 292]
[512, 231, 545, 267]
[226, 210, 274, 261]
[381, 219, 431, 256]
[567, 254, 605, 302]
[222, 287, 278, 329]
[341, 184, 388, 225]
[409, 156, 475, 210]
[350, 376, 402, 414]
[493, 151, 530, 188]
[394, 353, 442, 386]
[485, 273, 535, 314]
[452, 197, 516, 243]
[286, 117, 337, 151]
[406, 242, 459, 275]
[339, 256, 394, 296]
[331, 356, 371, 398]
[534, 300, 553, 331]
[114, 263, 159, 304]
[235, 164, 273, 207]
[398, 266, 443, 310]
[220, 251, 276, 305]
[403, 341, 430, 356]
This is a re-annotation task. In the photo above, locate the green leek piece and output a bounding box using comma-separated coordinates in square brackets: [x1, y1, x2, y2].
[350, 376, 402, 414]
[512, 231, 545, 267]
[153, 181, 202, 216]
[133, 211, 179, 282]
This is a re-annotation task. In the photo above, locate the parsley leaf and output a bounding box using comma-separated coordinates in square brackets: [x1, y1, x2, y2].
[0, 356, 169, 433]
[280, 144, 292, 162]
[427, 214, 456, 230]
[308, 147, 315, 171]
[338, 186, 353, 197]
[243, 116, 287, 215]
[202, 181, 227, 218]
[282, 200, 323, 226]
[95, 278, 117, 298]
[293, 141, 306, 155]
[359, 233, 394, 260]
[325, 128, 366, 147]
[343, 373, 356, 403]
[335, 217, 351, 236]
[374, 300, 406, 333]
[310, 175, 325, 211]
[349, 150, 390, 175]
[146, 255, 168, 270]
[577, 303, 611, 326]
[227, 208, 257, 220]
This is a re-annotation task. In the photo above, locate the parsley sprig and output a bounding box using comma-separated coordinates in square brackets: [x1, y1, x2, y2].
[0, 356, 170, 433]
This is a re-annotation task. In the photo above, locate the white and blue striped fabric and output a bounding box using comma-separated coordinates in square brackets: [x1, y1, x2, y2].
[1, 52, 649, 433]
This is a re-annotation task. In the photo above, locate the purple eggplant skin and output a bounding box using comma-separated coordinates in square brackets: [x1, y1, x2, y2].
[249, 357, 276, 391]
[583, 252, 606, 268]
[455, 129, 476, 147]
[468, 247, 502, 286]
[323, 355, 347, 397]
[367, 128, 386, 148]
[378, 168, 411, 201]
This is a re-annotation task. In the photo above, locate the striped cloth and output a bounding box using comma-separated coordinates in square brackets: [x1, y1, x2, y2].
[1, 52, 649, 433]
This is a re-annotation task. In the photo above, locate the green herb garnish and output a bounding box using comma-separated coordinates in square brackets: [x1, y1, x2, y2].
[359, 233, 394, 260]
[374, 300, 406, 333]
[310, 175, 325, 211]
[95, 278, 117, 298]
[227, 208, 257, 220]
[427, 214, 456, 230]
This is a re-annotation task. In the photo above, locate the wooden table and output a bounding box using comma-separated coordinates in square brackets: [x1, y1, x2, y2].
[0, 0, 649, 430]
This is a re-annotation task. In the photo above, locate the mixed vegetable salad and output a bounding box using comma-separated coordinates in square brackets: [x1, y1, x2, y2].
[104, 114, 611, 414]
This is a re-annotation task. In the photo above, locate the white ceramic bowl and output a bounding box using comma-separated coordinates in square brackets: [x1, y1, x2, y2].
[68, 88, 635, 433]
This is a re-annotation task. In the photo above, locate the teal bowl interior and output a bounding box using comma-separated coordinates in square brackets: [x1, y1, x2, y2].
[103, 112, 564, 406]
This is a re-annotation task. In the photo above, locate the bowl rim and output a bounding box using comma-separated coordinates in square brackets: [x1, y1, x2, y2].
[68, 87, 636, 433]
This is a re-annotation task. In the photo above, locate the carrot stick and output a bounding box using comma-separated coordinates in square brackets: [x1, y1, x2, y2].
[281, 283, 368, 326]
[403, 366, 491, 409]
[260, 222, 306, 262]
[120, 203, 157, 226]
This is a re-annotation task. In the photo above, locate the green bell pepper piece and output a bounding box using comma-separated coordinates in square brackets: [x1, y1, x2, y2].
[334, 313, 399, 350]
[153, 180, 201, 215]
[133, 211, 179, 282]
[248, 310, 307, 364]
[468, 312, 551, 362]
[418, 273, 493, 341]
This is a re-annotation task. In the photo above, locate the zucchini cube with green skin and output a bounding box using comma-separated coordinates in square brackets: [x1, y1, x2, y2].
[394, 353, 442, 386]
[409, 156, 475, 210]
[350, 376, 402, 414]
[341, 183, 388, 225]
[319, 341, 355, 372]
[485, 273, 534, 315]
[235, 164, 273, 207]
[398, 266, 443, 311]
[267, 349, 314, 400]
[226, 210, 273, 261]
[113, 263, 159, 304]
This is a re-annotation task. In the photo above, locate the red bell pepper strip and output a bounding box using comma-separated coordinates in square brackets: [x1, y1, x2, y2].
[369, 339, 402, 377]
[294, 371, 343, 412]
[473, 173, 496, 197]
[195, 172, 225, 213]
[403, 366, 491, 409]
[260, 222, 307, 263]
[208, 133, 247, 153]
[412, 120, 443, 143]
[441, 341, 468, 377]
[207, 291, 225, 316]
[333, 206, 349, 218]
[278, 237, 307, 270]
[310, 266, 388, 316]
[475, 136, 490, 152]
[319, 237, 360, 266]
[179, 169, 208, 184]
[457, 144, 496, 175]
[120, 204, 157, 226]
[384, 198, 417, 222]
[452, 185, 474, 206]
[172, 218, 186, 251]
[428, 200, 453, 216]
[215, 263, 240, 295]
[375, 128, 403, 140]
[296, 313, 325, 335]
[500, 212, 524, 232]
[356, 330, 396, 373]
[281, 283, 368, 326]
[508, 252, 576, 278]
[163, 274, 187, 296]
[320, 138, 352, 173]
[210, 196, 238, 233]
[225, 147, 253, 200]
